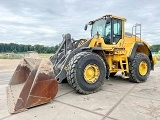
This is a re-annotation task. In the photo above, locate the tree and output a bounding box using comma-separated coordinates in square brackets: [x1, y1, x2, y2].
[12, 49, 17, 53]
[150, 44, 160, 52]
[0, 43, 59, 53]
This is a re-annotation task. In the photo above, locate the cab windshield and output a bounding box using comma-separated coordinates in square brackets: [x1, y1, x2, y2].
[90, 17, 122, 44]
[91, 19, 106, 37]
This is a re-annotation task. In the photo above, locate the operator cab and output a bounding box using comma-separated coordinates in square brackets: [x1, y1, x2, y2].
[85, 15, 125, 44]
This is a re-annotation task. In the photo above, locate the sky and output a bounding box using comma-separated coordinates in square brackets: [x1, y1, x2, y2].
[0, 0, 160, 46]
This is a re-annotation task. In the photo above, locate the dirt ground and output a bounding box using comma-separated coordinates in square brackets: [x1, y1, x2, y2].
[0, 59, 20, 72]
[0, 59, 160, 120]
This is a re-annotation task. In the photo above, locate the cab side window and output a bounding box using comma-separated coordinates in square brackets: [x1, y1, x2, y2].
[113, 19, 122, 43]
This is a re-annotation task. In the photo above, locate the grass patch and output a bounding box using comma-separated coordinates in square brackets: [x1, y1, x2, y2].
[0, 53, 23, 59]
[39, 54, 52, 58]
[153, 54, 160, 61]
[0, 53, 53, 59]
[0, 56, 22, 59]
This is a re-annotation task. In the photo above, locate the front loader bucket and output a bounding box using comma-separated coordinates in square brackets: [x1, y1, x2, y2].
[6, 58, 58, 114]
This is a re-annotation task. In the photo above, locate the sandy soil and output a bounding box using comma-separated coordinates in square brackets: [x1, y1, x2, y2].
[0, 59, 20, 72]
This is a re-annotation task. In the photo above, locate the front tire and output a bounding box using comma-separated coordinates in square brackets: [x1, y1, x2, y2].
[129, 53, 151, 83]
[67, 52, 106, 94]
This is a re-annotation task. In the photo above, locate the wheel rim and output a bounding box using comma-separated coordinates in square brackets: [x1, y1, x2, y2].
[84, 64, 100, 84]
[139, 61, 148, 76]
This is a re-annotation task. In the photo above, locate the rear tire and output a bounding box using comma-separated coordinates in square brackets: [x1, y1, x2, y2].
[129, 53, 151, 83]
[67, 52, 106, 94]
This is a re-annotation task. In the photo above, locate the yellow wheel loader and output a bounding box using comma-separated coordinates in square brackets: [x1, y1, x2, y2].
[7, 14, 157, 113]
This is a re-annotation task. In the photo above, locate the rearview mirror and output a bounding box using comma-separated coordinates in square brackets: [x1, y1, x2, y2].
[84, 24, 88, 31]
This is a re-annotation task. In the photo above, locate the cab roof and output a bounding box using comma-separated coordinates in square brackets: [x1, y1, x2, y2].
[88, 14, 126, 24]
